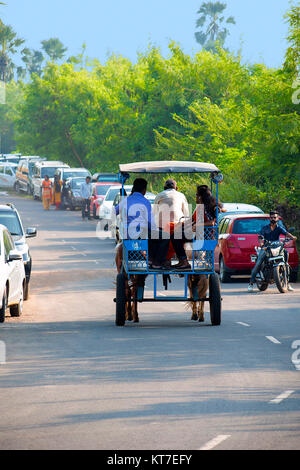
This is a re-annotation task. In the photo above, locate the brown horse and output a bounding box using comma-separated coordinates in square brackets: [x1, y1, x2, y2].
[115, 243, 141, 323]
[187, 274, 209, 322]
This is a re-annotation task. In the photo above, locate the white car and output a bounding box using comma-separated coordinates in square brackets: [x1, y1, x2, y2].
[99, 185, 133, 230]
[0, 162, 18, 189]
[32, 161, 70, 199]
[0, 224, 26, 323]
[218, 203, 263, 221]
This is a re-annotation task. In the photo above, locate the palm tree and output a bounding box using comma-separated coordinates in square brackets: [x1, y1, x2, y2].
[0, 24, 24, 81]
[195, 2, 235, 52]
[41, 38, 67, 62]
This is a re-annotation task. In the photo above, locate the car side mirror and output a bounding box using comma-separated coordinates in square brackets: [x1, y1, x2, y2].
[8, 250, 22, 261]
[288, 227, 295, 233]
[26, 227, 37, 238]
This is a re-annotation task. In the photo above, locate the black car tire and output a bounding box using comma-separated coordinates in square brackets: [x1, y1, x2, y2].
[24, 281, 30, 301]
[0, 288, 7, 323]
[219, 257, 231, 283]
[10, 284, 24, 317]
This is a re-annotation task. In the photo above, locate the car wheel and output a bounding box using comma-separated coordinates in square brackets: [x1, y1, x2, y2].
[24, 281, 30, 301]
[219, 257, 231, 283]
[0, 288, 7, 323]
[93, 204, 98, 219]
[10, 283, 24, 317]
[14, 182, 20, 193]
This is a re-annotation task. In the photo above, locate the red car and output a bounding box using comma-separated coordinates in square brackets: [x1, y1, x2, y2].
[90, 182, 120, 219]
[214, 214, 299, 283]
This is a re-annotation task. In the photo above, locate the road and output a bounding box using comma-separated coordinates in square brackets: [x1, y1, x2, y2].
[0, 193, 299, 450]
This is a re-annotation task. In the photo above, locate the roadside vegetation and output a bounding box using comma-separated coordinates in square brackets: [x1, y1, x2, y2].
[0, 3, 299, 237]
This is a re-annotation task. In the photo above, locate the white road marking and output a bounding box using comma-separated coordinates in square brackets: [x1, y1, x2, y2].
[236, 322, 250, 327]
[266, 336, 281, 344]
[199, 434, 231, 450]
[269, 390, 294, 404]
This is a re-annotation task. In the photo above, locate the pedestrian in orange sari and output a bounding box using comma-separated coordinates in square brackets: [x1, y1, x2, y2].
[42, 175, 52, 210]
[52, 175, 62, 210]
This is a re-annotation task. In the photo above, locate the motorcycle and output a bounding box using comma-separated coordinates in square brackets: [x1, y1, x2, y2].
[251, 237, 292, 293]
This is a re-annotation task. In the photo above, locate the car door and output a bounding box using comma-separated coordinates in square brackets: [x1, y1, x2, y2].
[0, 165, 9, 188]
[3, 230, 22, 303]
[214, 218, 227, 271]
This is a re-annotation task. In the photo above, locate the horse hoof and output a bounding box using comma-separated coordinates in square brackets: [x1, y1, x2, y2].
[198, 316, 204, 322]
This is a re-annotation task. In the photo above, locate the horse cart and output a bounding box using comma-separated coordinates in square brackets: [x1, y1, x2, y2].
[114, 161, 223, 326]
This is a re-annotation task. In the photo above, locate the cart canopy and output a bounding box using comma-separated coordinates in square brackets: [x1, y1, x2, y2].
[119, 160, 220, 174]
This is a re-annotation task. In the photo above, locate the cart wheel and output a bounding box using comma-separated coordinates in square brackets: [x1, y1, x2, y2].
[209, 273, 222, 326]
[116, 273, 126, 326]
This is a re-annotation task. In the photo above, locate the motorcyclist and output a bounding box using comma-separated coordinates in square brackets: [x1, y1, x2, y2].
[248, 210, 297, 292]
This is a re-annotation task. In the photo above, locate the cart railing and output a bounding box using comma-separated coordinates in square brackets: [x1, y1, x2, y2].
[123, 226, 218, 274]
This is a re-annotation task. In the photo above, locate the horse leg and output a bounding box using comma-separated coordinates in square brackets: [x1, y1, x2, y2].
[197, 302, 205, 322]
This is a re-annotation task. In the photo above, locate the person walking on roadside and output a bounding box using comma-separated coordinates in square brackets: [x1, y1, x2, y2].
[80, 176, 93, 220]
[52, 174, 62, 210]
[41, 175, 52, 211]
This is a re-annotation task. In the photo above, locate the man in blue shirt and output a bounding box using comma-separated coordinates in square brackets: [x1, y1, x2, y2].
[248, 210, 297, 292]
[116, 178, 170, 269]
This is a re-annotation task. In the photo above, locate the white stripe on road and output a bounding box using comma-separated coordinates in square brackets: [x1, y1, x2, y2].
[199, 434, 231, 450]
[269, 390, 294, 404]
[236, 322, 250, 327]
[266, 336, 281, 344]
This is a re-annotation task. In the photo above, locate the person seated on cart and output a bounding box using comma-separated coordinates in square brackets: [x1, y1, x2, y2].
[153, 178, 191, 270]
[248, 210, 296, 292]
[115, 178, 170, 270]
[192, 184, 224, 230]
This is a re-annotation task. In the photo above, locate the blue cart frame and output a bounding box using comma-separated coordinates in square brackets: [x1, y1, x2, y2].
[114, 161, 223, 326]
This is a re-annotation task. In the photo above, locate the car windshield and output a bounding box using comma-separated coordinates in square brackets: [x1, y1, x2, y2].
[96, 184, 117, 196]
[105, 187, 123, 201]
[71, 178, 86, 189]
[64, 171, 89, 179]
[0, 211, 23, 236]
[41, 167, 60, 178]
[232, 218, 270, 234]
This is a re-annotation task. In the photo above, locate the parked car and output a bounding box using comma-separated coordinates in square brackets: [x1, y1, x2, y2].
[0, 223, 26, 323]
[62, 177, 87, 210]
[90, 182, 121, 219]
[55, 167, 91, 182]
[0, 203, 37, 299]
[214, 214, 299, 283]
[0, 154, 22, 165]
[219, 203, 263, 221]
[0, 162, 17, 189]
[32, 161, 70, 199]
[99, 185, 133, 230]
[14, 157, 45, 195]
[111, 191, 156, 243]
[92, 172, 119, 183]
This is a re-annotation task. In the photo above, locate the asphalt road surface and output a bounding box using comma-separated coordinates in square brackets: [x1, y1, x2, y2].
[0, 193, 299, 450]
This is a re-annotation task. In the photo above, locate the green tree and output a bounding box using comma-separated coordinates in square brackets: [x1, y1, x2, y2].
[195, 1, 235, 52]
[20, 48, 44, 78]
[41, 38, 67, 62]
[0, 24, 24, 82]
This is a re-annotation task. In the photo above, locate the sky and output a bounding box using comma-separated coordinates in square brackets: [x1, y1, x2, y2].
[1, 0, 295, 69]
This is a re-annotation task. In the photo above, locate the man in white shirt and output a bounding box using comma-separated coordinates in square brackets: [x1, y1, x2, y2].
[80, 176, 93, 220]
[153, 179, 190, 270]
